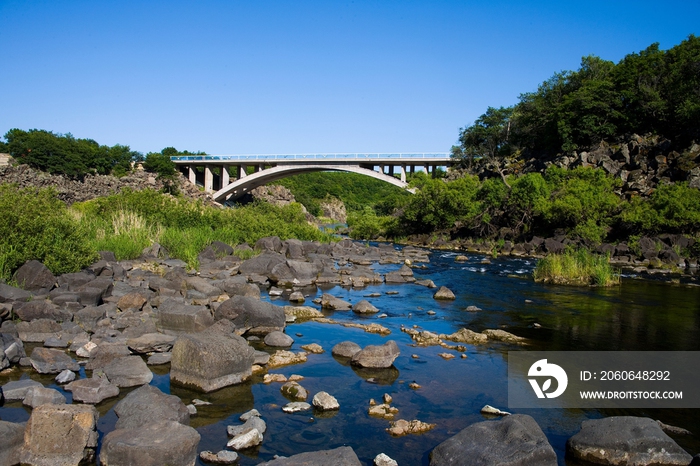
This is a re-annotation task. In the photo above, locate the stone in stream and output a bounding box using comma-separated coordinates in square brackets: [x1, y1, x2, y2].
[127, 332, 177, 353]
[22, 386, 66, 408]
[20, 403, 99, 466]
[352, 299, 380, 314]
[113, 384, 190, 429]
[214, 295, 286, 335]
[257, 446, 362, 465]
[100, 420, 200, 466]
[281, 381, 308, 401]
[282, 401, 311, 413]
[29, 347, 80, 374]
[0, 420, 25, 466]
[331, 341, 362, 359]
[312, 391, 340, 411]
[156, 298, 215, 334]
[1, 379, 43, 402]
[55, 369, 76, 384]
[264, 330, 294, 347]
[433, 286, 456, 300]
[350, 340, 400, 368]
[200, 450, 238, 464]
[430, 414, 557, 466]
[566, 416, 693, 466]
[320, 293, 352, 311]
[102, 355, 154, 388]
[170, 331, 255, 392]
[64, 376, 120, 404]
[374, 453, 399, 466]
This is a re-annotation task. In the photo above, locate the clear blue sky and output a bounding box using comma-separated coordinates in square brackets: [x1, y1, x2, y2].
[1, 0, 697, 155]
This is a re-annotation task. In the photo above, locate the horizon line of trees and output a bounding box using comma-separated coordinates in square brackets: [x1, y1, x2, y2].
[0, 128, 204, 180]
[452, 35, 700, 170]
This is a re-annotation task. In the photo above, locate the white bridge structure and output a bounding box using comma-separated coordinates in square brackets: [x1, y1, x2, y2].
[171, 153, 452, 202]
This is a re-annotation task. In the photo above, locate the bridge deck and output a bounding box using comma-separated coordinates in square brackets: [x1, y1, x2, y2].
[171, 153, 451, 164]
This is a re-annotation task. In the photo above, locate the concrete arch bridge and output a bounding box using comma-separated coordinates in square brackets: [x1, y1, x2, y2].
[171, 153, 452, 202]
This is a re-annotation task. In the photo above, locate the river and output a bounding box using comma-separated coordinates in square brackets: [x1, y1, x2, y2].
[2, 246, 699, 465]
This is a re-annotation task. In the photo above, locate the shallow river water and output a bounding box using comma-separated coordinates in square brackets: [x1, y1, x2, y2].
[2, 246, 700, 465]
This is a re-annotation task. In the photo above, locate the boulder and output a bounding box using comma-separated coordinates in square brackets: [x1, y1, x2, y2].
[0, 420, 25, 466]
[199, 450, 238, 465]
[65, 376, 120, 404]
[20, 403, 99, 466]
[441, 328, 488, 345]
[332, 341, 362, 358]
[127, 333, 177, 353]
[29, 347, 80, 374]
[430, 414, 557, 466]
[170, 331, 255, 392]
[351, 340, 400, 368]
[55, 369, 76, 384]
[156, 298, 214, 334]
[185, 276, 222, 297]
[85, 342, 131, 371]
[258, 446, 362, 465]
[433, 286, 456, 300]
[321, 293, 352, 311]
[352, 300, 379, 314]
[566, 416, 693, 465]
[239, 251, 286, 276]
[23, 386, 67, 408]
[226, 428, 263, 451]
[312, 391, 340, 411]
[100, 420, 200, 466]
[102, 356, 153, 388]
[14, 300, 72, 322]
[116, 291, 148, 311]
[214, 295, 285, 334]
[1, 332, 25, 364]
[73, 304, 108, 332]
[264, 330, 294, 347]
[0, 283, 33, 303]
[113, 384, 189, 430]
[1, 379, 43, 401]
[281, 381, 308, 401]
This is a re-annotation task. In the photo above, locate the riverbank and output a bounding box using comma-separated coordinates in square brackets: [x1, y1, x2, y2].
[2, 237, 699, 465]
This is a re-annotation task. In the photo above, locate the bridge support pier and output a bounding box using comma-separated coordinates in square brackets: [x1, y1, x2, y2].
[221, 165, 230, 188]
[205, 166, 214, 192]
[400, 165, 406, 183]
[188, 166, 196, 185]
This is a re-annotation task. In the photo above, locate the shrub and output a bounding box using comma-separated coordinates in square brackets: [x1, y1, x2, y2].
[533, 248, 620, 286]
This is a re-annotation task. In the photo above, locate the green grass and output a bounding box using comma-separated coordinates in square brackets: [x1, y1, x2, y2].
[0, 185, 334, 279]
[533, 248, 620, 286]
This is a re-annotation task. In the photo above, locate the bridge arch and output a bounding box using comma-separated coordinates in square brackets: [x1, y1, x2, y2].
[212, 164, 413, 202]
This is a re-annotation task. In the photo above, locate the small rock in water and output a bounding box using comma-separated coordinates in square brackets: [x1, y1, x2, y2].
[409, 382, 421, 390]
[263, 373, 288, 384]
[438, 353, 455, 360]
[301, 343, 324, 354]
[192, 399, 212, 406]
[200, 450, 238, 464]
[387, 419, 436, 436]
[378, 313, 388, 318]
[465, 305, 482, 312]
[187, 404, 197, 415]
[427, 310, 436, 315]
[383, 393, 393, 404]
[55, 369, 76, 384]
[282, 402, 311, 413]
[288, 374, 304, 382]
[481, 405, 511, 416]
[533, 323, 542, 328]
[374, 452, 399, 466]
[312, 391, 340, 411]
[226, 428, 263, 450]
[411, 354, 420, 359]
[240, 409, 261, 421]
[385, 291, 399, 295]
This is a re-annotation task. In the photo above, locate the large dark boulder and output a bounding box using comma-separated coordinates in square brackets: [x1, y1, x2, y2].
[29, 347, 80, 374]
[430, 414, 557, 466]
[100, 420, 200, 466]
[102, 356, 153, 388]
[14, 300, 72, 322]
[114, 384, 189, 430]
[170, 331, 255, 392]
[254, 236, 284, 253]
[258, 446, 362, 465]
[566, 416, 693, 465]
[156, 298, 214, 334]
[214, 295, 285, 334]
[0, 420, 25, 466]
[0, 283, 33, 303]
[12, 260, 56, 293]
[238, 251, 286, 277]
[269, 260, 321, 287]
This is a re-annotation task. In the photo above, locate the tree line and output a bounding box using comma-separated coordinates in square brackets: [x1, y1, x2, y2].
[452, 35, 700, 171]
[0, 128, 205, 181]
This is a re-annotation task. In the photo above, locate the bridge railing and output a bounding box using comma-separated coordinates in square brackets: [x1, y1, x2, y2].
[171, 153, 452, 162]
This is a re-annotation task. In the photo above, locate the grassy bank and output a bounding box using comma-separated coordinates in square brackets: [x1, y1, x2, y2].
[533, 248, 620, 286]
[0, 185, 332, 280]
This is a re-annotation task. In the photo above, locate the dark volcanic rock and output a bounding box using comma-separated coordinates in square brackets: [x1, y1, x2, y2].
[566, 416, 692, 465]
[0, 420, 25, 466]
[214, 295, 285, 334]
[14, 300, 72, 323]
[430, 414, 557, 466]
[258, 446, 362, 465]
[64, 376, 120, 404]
[114, 384, 189, 429]
[100, 420, 200, 466]
[29, 347, 80, 374]
[170, 331, 255, 392]
[13, 260, 56, 293]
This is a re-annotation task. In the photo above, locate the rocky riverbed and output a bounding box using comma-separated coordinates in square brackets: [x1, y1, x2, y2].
[1, 237, 697, 465]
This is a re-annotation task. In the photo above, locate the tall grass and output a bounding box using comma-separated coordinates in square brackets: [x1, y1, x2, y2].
[533, 248, 620, 286]
[1, 185, 334, 278]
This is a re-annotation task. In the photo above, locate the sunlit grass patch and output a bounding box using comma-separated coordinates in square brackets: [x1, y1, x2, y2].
[533, 248, 620, 286]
